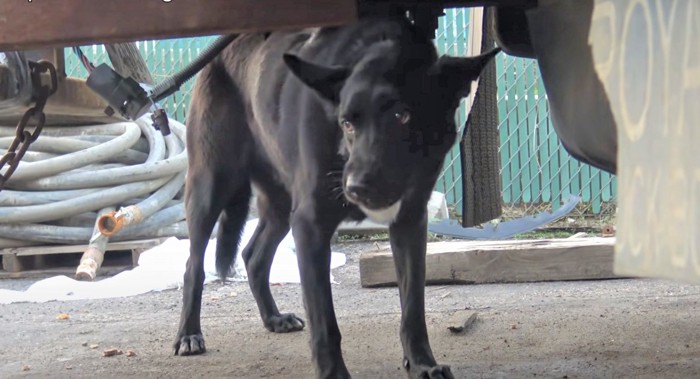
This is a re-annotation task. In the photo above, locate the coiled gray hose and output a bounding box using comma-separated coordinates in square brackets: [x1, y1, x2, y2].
[0, 116, 188, 248]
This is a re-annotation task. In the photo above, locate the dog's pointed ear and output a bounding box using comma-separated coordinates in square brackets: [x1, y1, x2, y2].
[430, 47, 501, 99]
[283, 53, 351, 103]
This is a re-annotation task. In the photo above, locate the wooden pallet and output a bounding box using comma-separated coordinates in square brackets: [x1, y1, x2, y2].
[0, 239, 165, 279]
[359, 237, 619, 288]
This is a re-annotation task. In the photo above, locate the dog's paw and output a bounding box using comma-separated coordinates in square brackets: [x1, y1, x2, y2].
[264, 313, 305, 333]
[405, 361, 454, 379]
[417, 365, 453, 379]
[173, 334, 206, 356]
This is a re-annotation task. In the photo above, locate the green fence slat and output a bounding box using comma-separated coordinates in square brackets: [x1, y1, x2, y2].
[600, 172, 610, 202]
[163, 40, 174, 117]
[560, 145, 572, 209]
[548, 101, 562, 211]
[508, 57, 521, 205]
[144, 41, 156, 86]
[497, 54, 512, 204]
[507, 57, 521, 205]
[591, 169, 602, 214]
[443, 9, 457, 206]
[434, 13, 449, 197]
[516, 59, 529, 204]
[525, 60, 540, 203]
[579, 161, 589, 202]
[455, 9, 466, 57]
[173, 39, 184, 122]
[536, 69, 551, 203]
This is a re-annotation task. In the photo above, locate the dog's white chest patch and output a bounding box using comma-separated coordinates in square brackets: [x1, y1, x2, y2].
[359, 200, 402, 225]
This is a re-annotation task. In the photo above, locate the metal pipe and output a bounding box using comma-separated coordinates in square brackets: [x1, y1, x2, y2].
[76, 206, 115, 281]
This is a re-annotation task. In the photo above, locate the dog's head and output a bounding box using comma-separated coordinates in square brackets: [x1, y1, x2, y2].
[284, 41, 500, 223]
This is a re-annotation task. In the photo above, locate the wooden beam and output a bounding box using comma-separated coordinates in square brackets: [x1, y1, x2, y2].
[359, 237, 619, 287]
[0, 265, 132, 280]
[338, 219, 389, 235]
[105, 43, 154, 85]
[0, 238, 164, 257]
[588, 0, 700, 283]
[0, 0, 357, 50]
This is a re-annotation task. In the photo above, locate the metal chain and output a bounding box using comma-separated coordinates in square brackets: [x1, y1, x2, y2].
[0, 60, 58, 191]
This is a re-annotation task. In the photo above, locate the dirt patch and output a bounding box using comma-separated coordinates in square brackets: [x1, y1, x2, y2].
[1, 241, 700, 378]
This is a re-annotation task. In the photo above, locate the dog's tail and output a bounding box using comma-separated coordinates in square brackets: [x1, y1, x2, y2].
[213, 196, 252, 281]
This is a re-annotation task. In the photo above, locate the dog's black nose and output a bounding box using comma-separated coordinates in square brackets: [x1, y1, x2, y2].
[346, 185, 369, 203]
[345, 174, 371, 203]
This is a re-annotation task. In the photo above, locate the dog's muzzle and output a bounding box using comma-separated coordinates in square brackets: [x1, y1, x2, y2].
[344, 173, 400, 209]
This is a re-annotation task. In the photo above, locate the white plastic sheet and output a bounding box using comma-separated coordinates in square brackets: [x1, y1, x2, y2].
[0, 219, 346, 304]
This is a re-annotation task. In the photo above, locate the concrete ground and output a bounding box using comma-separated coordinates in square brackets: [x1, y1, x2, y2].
[1, 240, 700, 379]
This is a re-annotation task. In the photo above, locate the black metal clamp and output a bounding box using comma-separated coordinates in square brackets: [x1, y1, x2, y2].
[84, 34, 238, 136]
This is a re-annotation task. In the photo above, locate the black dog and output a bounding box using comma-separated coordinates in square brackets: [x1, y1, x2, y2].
[175, 15, 499, 379]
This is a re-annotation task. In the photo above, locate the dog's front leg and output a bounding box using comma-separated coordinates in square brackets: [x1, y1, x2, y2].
[390, 208, 453, 379]
[291, 202, 351, 379]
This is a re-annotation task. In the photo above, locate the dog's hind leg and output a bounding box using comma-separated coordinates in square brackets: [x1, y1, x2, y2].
[174, 63, 253, 356]
[174, 170, 229, 356]
[242, 180, 305, 333]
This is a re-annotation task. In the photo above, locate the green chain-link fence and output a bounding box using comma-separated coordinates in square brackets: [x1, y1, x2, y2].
[495, 53, 617, 226]
[64, 8, 616, 227]
[432, 8, 617, 227]
[432, 8, 472, 211]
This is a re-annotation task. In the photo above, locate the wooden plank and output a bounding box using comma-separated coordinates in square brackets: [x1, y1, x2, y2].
[587, 0, 700, 282]
[105, 43, 154, 85]
[0, 0, 357, 50]
[337, 219, 388, 235]
[1, 240, 159, 275]
[359, 237, 618, 287]
[0, 238, 165, 256]
[2, 254, 24, 272]
[0, 265, 132, 280]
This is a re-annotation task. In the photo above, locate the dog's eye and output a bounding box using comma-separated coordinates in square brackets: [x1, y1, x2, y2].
[340, 119, 355, 133]
[395, 110, 411, 125]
